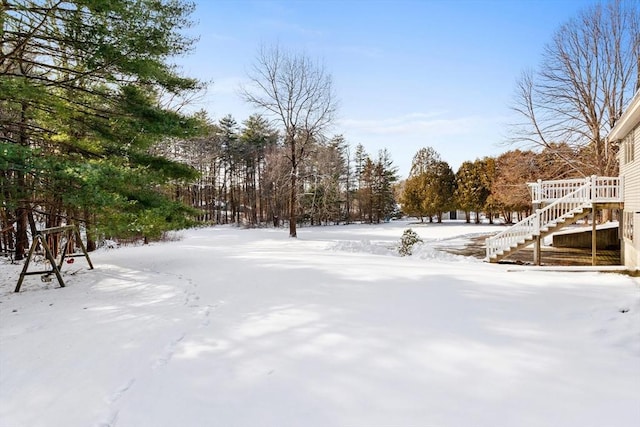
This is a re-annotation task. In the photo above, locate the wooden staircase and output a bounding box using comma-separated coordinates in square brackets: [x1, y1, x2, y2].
[486, 176, 623, 263]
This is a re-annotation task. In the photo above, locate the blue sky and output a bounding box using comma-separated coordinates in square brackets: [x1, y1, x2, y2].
[175, 0, 599, 178]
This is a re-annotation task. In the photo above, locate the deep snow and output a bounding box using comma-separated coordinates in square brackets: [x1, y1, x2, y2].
[1, 221, 639, 427]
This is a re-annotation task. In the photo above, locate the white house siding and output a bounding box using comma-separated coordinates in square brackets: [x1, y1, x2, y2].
[614, 92, 640, 270]
[621, 126, 640, 269]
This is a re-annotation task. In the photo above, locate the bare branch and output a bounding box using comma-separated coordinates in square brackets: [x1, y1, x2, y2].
[509, 0, 639, 175]
[240, 45, 338, 236]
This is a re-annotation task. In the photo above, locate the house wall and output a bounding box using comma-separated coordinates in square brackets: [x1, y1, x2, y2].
[619, 124, 640, 269]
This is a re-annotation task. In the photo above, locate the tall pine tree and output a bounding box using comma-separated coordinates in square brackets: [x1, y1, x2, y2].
[1, 0, 204, 254]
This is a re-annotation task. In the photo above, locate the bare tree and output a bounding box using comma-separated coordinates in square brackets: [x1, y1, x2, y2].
[242, 45, 337, 237]
[510, 0, 639, 176]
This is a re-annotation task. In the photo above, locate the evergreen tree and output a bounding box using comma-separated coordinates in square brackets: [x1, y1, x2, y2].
[239, 114, 279, 225]
[355, 149, 398, 224]
[401, 147, 443, 222]
[401, 175, 429, 221]
[479, 157, 498, 224]
[423, 161, 455, 223]
[1, 0, 204, 254]
[358, 157, 376, 223]
[217, 115, 240, 224]
[305, 136, 349, 225]
[455, 160, 490, 223]
[353, 143, 368, 221]
[372, 149, 398, 223]
[330, 135, 353, 224]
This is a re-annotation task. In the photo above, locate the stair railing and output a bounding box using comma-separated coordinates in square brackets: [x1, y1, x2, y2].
[487, 176, 622, 261]
[485, 214, 538, 260]
[486, 180, 592, 260]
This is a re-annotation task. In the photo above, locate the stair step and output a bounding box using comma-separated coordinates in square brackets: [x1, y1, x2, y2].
[487, 193, 597, 261]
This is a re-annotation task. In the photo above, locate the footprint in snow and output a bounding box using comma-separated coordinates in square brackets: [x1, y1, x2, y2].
[99, 378, 136, 427]
[152, 333, 186, 369]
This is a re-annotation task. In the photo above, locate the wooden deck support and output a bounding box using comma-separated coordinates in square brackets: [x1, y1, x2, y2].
[592, 210, 597, 266]
[534, 235, 541, 266]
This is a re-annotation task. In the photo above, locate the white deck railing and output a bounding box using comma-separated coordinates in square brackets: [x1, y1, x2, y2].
[528, 176, 623, 204]
[591, 176, 623, 202]
[486, 176, 623, 261]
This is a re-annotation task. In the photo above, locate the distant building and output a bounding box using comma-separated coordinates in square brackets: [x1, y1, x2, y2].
[609, 90, 640, 270]
[441, 210, 468, 221]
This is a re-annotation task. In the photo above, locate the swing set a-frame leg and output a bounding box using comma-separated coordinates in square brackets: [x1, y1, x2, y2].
[42, 236, 65, 288]
[73, 227, 94, 270]
[15, 235, 38, 292]
[15, 234, 66, 292]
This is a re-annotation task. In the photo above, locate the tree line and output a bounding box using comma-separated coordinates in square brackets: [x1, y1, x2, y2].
[157, 119, 600, 233]
[1, 0, 638, 260]
[400, 144, 593, 226]
[155, 114, 399, 228]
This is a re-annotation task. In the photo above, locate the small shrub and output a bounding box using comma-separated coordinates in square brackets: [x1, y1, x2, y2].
[398, 228, 423, 256]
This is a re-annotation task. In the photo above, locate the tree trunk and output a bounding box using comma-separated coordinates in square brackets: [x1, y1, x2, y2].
[84, 209, 96, 252]
[14, 101, 30, 261]
[289, 168, 297, 237]
[14, 205, 28, 261]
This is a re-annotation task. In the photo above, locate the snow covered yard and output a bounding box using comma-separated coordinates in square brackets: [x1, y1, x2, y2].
[1, 221, 639, 427]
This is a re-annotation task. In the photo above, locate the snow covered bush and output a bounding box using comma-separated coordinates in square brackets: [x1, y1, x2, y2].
[398, 228, 423, 256]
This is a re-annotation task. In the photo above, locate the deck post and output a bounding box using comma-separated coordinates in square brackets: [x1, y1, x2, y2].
[592, 206, 597, 266]
[534, 235, 541, 265]
[533, 203, 541, 265]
